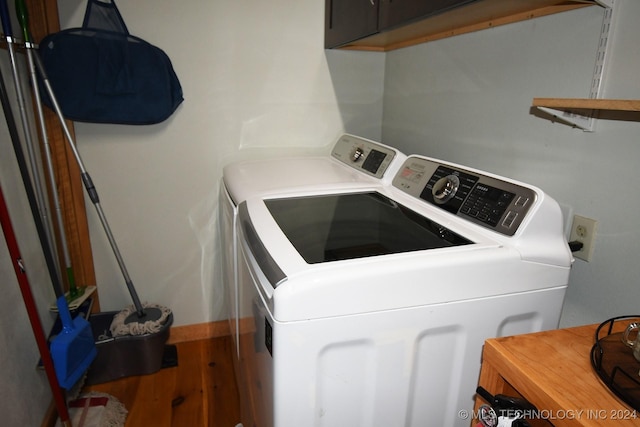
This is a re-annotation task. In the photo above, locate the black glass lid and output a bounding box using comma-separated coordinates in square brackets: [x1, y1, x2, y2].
[265, 192, 472, 264]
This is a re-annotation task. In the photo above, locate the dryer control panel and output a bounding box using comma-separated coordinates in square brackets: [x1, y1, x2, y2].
[392, 156, 537, 236]
[331, 134, 399, 179]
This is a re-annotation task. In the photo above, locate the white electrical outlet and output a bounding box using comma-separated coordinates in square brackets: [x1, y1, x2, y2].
[569, 215, 598, 262]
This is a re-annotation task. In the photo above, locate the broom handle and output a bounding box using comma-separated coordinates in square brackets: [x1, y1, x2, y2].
[0, 187, 73, 426]
[20, 12, 80, 299]
[0, 25, 71, 424]
[0, 0, 64, 300]
[1, 0, 57, 264]
[0, 187, 72, 427]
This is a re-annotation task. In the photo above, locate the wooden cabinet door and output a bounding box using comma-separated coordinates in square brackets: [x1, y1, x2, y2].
[379, 0, 479, 30]
[325, 0, 379, 48]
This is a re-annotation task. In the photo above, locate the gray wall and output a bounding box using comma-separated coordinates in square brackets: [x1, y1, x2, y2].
[382, 2, 640, 326]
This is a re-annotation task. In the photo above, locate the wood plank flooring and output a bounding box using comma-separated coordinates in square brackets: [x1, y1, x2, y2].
[84, 335, 241, 427]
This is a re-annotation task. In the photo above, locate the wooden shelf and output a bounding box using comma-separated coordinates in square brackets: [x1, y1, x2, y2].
[338, 0, 596, 52]
[533, 98, 640, 112]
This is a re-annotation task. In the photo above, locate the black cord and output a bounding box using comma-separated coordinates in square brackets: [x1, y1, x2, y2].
[568, 241, 584, 252]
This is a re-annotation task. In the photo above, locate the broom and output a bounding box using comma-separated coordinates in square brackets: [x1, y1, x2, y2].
[0, 26, 96, 391]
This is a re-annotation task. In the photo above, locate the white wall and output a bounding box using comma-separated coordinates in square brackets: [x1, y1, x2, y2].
[55, 0, 385, 326]
[0, 0, 384, 422]
[382, 1, 640, 327]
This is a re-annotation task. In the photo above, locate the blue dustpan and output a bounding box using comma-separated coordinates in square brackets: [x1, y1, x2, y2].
[50, 296, 97, 389]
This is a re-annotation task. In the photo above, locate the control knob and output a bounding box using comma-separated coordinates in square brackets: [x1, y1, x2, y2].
[351, 147, 365, 162]
[432, 174, 460, 204]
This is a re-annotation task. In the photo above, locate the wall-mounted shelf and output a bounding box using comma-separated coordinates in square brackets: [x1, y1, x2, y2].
[533, 98, 640, 112]
[533, 98, 640, 130]
[335, 0, 597, 52]
[531, 3, 640, 130]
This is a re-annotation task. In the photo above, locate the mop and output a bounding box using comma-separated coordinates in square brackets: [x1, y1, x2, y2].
[16, 0, 171, 336]
[56, 392, 127, 427]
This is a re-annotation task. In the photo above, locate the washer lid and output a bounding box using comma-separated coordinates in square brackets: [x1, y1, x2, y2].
[264, 191, 472, 264]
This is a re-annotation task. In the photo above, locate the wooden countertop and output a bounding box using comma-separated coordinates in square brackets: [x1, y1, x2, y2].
[478, 323, 639, 426]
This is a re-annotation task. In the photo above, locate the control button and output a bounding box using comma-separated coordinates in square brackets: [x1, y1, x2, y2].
[502, 211, 518, 229]
[515, 196, 529, 208]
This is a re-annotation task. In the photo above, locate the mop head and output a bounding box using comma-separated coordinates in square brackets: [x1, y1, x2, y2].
[56, 392, 127, 427]
[109, 303, 172, 337]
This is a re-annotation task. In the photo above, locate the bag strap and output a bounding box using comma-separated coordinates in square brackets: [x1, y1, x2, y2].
[82, 0, 129, 35]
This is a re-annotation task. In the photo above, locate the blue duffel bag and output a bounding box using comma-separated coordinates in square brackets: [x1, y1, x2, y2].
[38, 0, 183, 125]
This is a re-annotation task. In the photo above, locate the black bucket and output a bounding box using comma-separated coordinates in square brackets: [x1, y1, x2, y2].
[85, 310, 173, 385]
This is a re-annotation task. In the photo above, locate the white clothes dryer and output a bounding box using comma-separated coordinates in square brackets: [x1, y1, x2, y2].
[221, 135, 572, 427]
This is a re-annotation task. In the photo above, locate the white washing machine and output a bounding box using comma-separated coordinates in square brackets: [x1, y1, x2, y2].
[221, 135, 572, 427]
[221, 134, 407, 425]
[221, 134, 407, 359]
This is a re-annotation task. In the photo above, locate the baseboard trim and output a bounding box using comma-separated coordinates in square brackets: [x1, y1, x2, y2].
[167, 319, 231, 344]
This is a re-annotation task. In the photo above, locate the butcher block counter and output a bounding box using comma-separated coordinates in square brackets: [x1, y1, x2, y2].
[474, 322, 639, 426]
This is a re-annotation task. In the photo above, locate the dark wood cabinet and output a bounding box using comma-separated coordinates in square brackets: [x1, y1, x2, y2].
[325, 0, 598, 51]
[324, 0, 378, 49]
[325, 0, 477, 49]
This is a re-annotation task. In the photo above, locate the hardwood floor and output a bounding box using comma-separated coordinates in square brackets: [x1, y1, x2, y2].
[84, 335, 241, 427]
